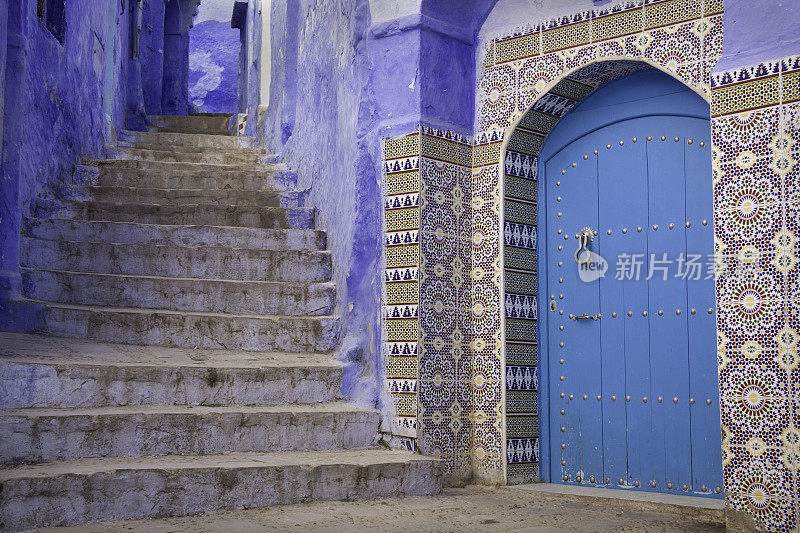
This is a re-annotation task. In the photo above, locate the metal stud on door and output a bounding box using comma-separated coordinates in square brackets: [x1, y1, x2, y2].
[546, 135, 601, 486]
[538, 71, 721, 497]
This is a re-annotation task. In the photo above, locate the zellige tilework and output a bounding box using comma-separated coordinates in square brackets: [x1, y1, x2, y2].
[384, 2, 800, 528]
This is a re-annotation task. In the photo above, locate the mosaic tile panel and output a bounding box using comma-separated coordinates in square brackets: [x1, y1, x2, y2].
[418, 127, 476, 483]
[504, 126, 540, 482]
[381, 9, 800, 529]
[382, 131, 421, 445]
[711, 54, 800, 531]
[472, 0, 724, 492]
[383, 126, 476, 484]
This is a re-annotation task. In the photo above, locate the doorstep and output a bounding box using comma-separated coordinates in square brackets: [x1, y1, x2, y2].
[510, 483, 726, 522]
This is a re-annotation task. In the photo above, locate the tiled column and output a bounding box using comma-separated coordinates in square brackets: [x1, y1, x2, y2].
[418, 128, 475, 483]
[382, 131, 421, 451]
[711, 55, 800, 531]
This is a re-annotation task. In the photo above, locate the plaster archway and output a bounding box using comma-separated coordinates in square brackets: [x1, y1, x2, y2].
[498, 58, 713, 486]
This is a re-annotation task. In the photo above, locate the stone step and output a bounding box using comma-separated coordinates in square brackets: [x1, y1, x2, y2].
[27, 301, 341, 352]
[21, 238, 332, 282]
[85, 158, 286, 174]
[57, 184, 306, 208]
[147, 114, 231, 135]
[21, 269, 336, 316]
[116, 142, 269, 156]
[0, 332, 343, 409]
[22, 218, 327, 250]
[108, 146, 271, 164]
[0, 449, 442, 530]
[118, 130, 255, 149]
[0, 403, 378, 465]
[34, 199, 315, 229]
[73, 163, 297, 191]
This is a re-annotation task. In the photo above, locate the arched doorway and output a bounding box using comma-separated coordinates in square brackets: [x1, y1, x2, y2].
[520, 69, 722, 496]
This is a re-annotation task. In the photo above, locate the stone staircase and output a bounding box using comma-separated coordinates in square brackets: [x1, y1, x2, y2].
[0, 115, 441, 530]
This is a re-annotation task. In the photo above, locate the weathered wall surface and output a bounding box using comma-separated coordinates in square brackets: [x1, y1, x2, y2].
[1, 0, 130, 323]
[261, 0, 501, 427]
[261, 0, 381, 410]
[18, 3, 112, 213]
[0, 0, 200, 324]
[716, 0, 800, 70]
[241, 0, 262, 135]
[140, 0, 166, 115]
[189, 0, 239, 112]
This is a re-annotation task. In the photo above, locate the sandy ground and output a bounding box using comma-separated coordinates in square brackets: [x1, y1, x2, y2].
[43, 486, 727, 533]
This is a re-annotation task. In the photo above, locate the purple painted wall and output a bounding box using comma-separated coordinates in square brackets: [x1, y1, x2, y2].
[260, 0, 483, 414]
[140, 0, 166, 115]
[261, 0, 381, 406]
[161, 0, 188, 115]
[717, 1, 800, 71]
[1, 0, 126, 327]
[240, 0, 261, 136]
[189, 0, 239, 113]
[0, 0, 198, 325]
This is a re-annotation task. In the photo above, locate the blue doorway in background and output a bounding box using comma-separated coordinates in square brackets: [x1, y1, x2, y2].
[539, 70, 723, 497]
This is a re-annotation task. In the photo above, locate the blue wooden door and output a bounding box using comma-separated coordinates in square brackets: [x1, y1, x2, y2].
[540, 71, 722, 496]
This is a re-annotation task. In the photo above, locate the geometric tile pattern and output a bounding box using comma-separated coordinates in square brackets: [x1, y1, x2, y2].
[417, 127, 474, 484]
[382, 126, 475, 483]
[504, 140, 541, 484]
[711, 54, 800, 532]
[382, 131, 421, 450]
[478, 0, 724, 488]
[385, 3, 800, 527]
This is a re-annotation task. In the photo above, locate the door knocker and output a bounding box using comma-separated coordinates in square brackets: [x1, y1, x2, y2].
[574, 227, 594, 266]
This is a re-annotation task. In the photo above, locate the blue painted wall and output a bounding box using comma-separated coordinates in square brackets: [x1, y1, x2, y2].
[189, 0, 239, 113]
[1, 0, 130, 325]
[0, 0, 198, 324]
[261, 0, 381, 407]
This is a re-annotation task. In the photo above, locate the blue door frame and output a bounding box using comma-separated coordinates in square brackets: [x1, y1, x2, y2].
[531, 70, 723, 496]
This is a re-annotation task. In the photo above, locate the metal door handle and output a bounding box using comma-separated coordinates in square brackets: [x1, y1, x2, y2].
[570, 313, 602, 321]
[574, 227, 594, 265]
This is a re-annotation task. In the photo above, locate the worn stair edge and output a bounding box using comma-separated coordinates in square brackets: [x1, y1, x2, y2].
[147, 115, 231, 135]
[0, 450, 443, 530]
[57, 185, 306, 208]
[72, 164, 298, 191]
[21, 239, 331, 282]
[29, 301, 342, 353]
[114, 142, 270, 155]
[0, 332, 343, 409]
[0, 341, 344, 411]
[107, 147, 272, 164]
[118, 130, 256, 149]
[21, 269, 336, 316]
[0, 403, 379, 464]
[22, 219, 327, 250]
[33, 199, 316, 230]
[116, 137, 266, 149]
[21, 218, 327, 250]
[83, 159, 286, 172]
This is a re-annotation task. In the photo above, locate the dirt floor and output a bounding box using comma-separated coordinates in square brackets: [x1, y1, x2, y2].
[43, 486, 727, 533]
